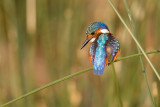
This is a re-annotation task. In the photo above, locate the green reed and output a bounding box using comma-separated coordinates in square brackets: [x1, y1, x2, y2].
[108, 0, 160, 81]
[0, 50, 159, 107]
[122, 0, 155, 106]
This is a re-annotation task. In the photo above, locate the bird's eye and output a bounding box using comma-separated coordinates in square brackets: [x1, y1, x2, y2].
[91, 32, 95, 35]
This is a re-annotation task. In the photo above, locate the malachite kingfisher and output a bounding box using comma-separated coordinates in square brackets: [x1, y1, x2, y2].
[81, 22, 120, 75]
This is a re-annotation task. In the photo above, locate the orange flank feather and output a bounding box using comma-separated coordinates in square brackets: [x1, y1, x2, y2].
[105, 57, 109, 65]
[113, 49, 120, 62]
[88, 52, 93, 64]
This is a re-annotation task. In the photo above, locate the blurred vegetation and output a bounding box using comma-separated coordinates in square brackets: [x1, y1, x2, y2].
[0, 0, 160, 107]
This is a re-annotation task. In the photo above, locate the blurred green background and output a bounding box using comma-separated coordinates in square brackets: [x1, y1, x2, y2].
[0, 0, 160, 106]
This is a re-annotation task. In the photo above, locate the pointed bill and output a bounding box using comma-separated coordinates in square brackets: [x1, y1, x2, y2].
[80, 34, 94, 49]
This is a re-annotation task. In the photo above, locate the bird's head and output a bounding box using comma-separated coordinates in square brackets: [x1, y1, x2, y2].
[81, 22, 110, 49]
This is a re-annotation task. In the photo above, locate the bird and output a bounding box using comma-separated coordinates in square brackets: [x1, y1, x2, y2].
[81, 22, 120, 75]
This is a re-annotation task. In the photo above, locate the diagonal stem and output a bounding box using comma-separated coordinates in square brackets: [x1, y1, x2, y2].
[107, 0, 160, 81]
[122, 0, 155, 106]
[115, 50, 160, 62]
[111, 63, 123, 107]
[0, 50, 159, 107]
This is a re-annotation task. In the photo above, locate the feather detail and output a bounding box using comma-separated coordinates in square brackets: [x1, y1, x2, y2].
[105, 33, 120, 65]
[93, 34, 108, 75]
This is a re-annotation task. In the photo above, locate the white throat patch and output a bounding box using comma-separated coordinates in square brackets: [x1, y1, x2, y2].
[90, 38, 96, 42]
[101, 29, 109, 34]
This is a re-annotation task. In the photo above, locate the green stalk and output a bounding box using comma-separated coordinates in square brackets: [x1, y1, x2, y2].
[111, 63, 123, 107]
[122, 0, 155, 106]
[107, 0, 160, 81]
[115, 50, 160, 62]
[0, 67, 93, 107]
[0, 50, 159, 107]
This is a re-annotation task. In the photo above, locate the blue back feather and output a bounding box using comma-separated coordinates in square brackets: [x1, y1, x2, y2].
[93, 34, 108, 75]
[90, 34, 120, 75]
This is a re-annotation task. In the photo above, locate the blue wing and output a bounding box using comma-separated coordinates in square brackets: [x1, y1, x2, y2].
[105, 34, 120, 64]
[90, 33, 120, 75]
[92, 34, 108, 75]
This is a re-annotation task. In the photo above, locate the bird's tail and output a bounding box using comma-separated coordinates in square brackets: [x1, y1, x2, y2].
[93, 47, 106, 75]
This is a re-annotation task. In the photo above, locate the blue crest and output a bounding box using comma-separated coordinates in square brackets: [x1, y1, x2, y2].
[86, 22, 109, 36]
